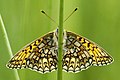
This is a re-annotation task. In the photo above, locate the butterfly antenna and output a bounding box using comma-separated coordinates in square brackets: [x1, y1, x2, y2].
[64, 7, 78, 22]
[41, 10, 58, 26]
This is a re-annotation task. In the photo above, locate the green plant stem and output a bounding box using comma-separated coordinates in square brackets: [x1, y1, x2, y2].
[57, 0, 64, 80]
[0, 14, 20, 80]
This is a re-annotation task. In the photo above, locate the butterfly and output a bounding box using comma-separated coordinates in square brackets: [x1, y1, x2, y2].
[6, 29, 113, 73]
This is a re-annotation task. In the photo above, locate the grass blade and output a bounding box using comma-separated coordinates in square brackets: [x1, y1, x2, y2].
[57, 0, 64, 80]
[0, 14, 20, 80]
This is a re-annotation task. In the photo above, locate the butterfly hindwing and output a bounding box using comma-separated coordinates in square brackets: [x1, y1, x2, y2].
[7, 29, 113, 73]
[7, 32, 58, 73]
[63, 31, 113, 73]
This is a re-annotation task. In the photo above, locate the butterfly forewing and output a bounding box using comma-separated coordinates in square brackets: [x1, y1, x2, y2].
[7, 32, 58, 73]
[7, 29, 113, 74]
[62, 31, 113, 73]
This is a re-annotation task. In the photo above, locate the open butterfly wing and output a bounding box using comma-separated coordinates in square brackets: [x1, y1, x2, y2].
[63, 31, 113, 73]
[7, 32, 58, 73]
[7, 29, 113, 73]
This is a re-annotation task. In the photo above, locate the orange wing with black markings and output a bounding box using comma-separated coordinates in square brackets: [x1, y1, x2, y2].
[62, 31, 113, 73]
[7, 32, 58, 73]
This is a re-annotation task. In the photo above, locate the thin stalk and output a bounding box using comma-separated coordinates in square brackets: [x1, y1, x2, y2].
[0, 14, 20, 80]
[57, 0, 64, 80]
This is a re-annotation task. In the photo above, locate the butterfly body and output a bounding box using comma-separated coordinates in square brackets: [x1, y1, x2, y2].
[7, 29, 113, 73]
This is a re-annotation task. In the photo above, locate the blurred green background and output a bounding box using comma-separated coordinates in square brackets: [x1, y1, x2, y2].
[0, 0, 119, 80]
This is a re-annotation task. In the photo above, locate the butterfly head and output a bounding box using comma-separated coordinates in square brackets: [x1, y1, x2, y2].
[55, 28, 66, 36]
